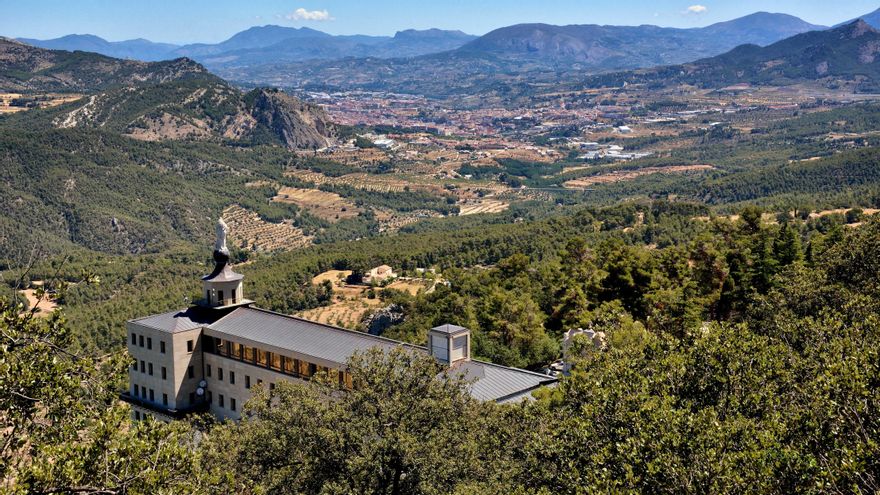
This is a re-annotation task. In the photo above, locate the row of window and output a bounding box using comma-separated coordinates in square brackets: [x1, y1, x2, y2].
[206, 391, 237, 412]
[132, 360, 168, 380]
[130, 332, 167, 353]
[130, 331, 195, 354]
[204, 336, 353, 389]
[132, 383, 169, 407]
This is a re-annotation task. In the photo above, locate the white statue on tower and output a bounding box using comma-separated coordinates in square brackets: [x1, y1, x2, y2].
[215, 217, 229, 255]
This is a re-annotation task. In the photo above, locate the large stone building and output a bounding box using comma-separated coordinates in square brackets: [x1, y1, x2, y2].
[123, 219, 557, 421]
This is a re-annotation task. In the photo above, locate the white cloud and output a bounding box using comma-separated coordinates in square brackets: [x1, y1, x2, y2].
[685, 5, 708, 14]
[286, 8, 334, 22]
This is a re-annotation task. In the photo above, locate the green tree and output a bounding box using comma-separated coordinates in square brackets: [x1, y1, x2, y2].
[0, 295, 198, 494]
[200, 347, 501, 494]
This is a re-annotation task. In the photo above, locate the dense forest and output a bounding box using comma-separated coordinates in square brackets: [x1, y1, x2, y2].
[4, 214, 879, 493]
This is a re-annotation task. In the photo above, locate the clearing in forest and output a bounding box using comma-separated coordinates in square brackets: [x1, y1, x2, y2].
[299, 270, 434, 328]
[564, 165, 714, 189]
[272, 187, 362, 222]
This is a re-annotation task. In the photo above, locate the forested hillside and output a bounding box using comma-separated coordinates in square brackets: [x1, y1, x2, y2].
[4, 210, 879, 493]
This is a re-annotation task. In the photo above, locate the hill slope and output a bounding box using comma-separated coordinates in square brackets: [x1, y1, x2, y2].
[0, 39, 335, 148]
[0, 37, 209, 93]
[584, 20, 880, 90]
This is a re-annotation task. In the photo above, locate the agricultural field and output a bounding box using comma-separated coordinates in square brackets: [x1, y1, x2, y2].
[272, 187, 362, 222]
[0, 92, 82, 113]
[222, 204, 311, 252]
[458, 200, 510, 216]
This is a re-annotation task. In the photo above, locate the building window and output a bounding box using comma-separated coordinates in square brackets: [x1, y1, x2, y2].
[219, 394, 224, 408]
[141, 387, 147, 399]
[271, 352, 281, 370]
[163, 393, 168, 406]
[298, 360, 310, 377]
[243, 346, 254, 362]
[257, 379, 263, 387]
[147, 337, 152, 350]
[269, 382, 275, 391]
[131, 333, 137, 345]
[230, 398, 236, 411]
[218, 290, 224, 303]
[256, 349, 268, 367]
[186, 340, 194, 353]
[308, 363, 317, 378]
[218, 368, 223, 381]
[131, 362, 136, 372]
[229, 371, 235, 385]
[140, 360, 145, 373]
[187, 366, 194, 379]
[231, 342, 242, 359]
[207, 391, 212, 404]
[161, 367, 167, 380]
[133, 384, 139, 397]
[245, 375, 250, 389]
[148, 363, 153, 376]
[206, 365, 212, 378]
[149, 389, 154, 402]
[160, 341, 166, 354]
[138, 335, 144, 347]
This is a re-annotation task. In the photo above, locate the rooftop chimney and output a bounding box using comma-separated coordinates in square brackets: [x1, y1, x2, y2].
[428, 324, 470, 364]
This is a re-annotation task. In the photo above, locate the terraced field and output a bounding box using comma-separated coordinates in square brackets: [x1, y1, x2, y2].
[222, 205, 311, 252]
[272, 187, 362, 222]
[458, 200, 510, 216]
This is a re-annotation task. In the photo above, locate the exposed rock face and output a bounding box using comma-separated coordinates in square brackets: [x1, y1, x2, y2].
[362, 304, 406, 336]
[246, 88, 334, 149]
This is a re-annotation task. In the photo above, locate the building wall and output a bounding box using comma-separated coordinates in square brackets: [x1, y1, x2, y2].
[171, 328, 205, 410]
[203, 353, 312, 421]
[127, 322, 179, 410]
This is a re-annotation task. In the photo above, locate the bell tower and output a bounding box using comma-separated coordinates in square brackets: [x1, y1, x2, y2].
[201, 218, 250, 308]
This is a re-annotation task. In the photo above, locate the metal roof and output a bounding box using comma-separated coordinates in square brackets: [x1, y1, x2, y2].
[449, 360, 557, 403]
[206, 307, 412, 365]
[128, 306, 226, 333]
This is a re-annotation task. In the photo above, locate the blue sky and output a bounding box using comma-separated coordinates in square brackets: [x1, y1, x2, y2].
[2, 0, 878, 44]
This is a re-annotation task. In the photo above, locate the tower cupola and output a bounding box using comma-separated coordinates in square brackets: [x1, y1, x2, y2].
[428, 324, 471, 365]
[201, 218, 250, 308]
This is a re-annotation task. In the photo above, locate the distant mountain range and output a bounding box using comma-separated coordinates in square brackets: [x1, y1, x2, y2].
[582, 20, 880, 91]
[18, 27, 478, 64]
[457, 12, 826, 68]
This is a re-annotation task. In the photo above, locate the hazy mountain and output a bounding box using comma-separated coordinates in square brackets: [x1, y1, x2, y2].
[184, 27, 477, 68]
[17, 34, 180, 61]
[835, 8, 880, 28]
[458, 12, 825, 68]
[583, 20, 880, 91]
[0, 37, 209, 92]
[215, 13, 829, 99]
[171, 25, 333, 58]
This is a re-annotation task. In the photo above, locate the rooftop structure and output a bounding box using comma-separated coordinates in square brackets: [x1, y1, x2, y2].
[124, 219, 557, 421]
